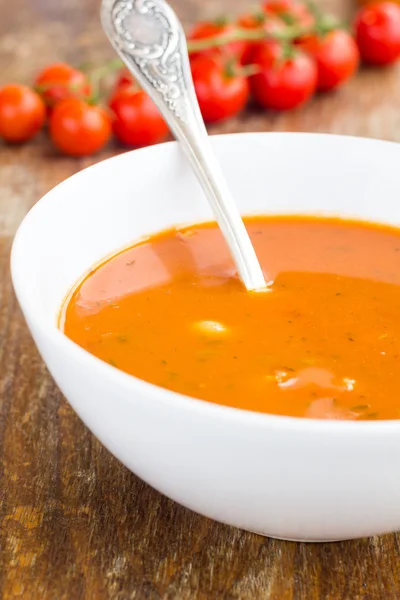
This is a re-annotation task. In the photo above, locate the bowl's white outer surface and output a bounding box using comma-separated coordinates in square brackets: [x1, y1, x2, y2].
[11, 133, 400, 542]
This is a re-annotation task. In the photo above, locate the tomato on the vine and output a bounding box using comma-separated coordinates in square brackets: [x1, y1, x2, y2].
[115, 68, 134, 90]
[263, 0, 293, 14]
[6, 0, 398, 154]
[250, 41, 317, 110]
[49, 98, 111, 156]
[188, 21, 248, 63]
[35, 63, 91, 110]
[355, 2, 400, 65]
[110, 87, 169, 147]
[238, 10, 284, 31]
[0, 84, 46, 143]
[264, 0, 315, 30]
[299, 29, 359, 91]
[191, 55, 250, 122]
[238, 12, 285, 64]
[284, 3, 315, 29]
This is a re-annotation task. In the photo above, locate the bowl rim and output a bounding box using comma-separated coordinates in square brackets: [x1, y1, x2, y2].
[11, 131, 400, 434]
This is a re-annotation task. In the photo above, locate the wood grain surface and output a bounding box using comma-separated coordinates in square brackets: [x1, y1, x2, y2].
[2, 0, 400, 598]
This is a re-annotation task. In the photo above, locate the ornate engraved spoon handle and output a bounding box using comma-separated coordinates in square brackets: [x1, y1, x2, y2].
[101, 0, 267, 291]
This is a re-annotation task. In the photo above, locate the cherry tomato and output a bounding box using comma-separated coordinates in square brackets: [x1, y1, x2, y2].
[115, 67, 134, 90]
[238, 13, 285, 64]
[108, 70, 138, 111]
[250, 42, 317, 110]
[299, 30, 359, 91]
[290, 2, 315, 29]
[188, 21, 248, 63]
[238, 10, 269, 29]
[283, 3, 315, 29]
[264, 0, 315, 30]
[191, 55, 249, 122]
[0, 84, 46, 143]
[355, 2, 400, 65]
[238, 11, 284, 31]
[264, 0, 293, 14]
[110, 87, 169, 147]
[49, 98, 111, 156]
[35, 62, 91, 110]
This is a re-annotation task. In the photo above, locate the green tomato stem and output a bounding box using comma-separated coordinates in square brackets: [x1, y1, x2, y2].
[186, 24, 315, 54]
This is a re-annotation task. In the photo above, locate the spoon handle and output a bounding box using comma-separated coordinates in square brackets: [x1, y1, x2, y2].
[101, 0, 267, 291]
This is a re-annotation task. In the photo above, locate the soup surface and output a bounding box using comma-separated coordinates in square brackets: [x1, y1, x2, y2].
[62, 216, 400, 420]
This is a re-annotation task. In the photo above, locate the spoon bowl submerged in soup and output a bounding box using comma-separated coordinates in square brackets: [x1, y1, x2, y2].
[62, 215, 400, 421]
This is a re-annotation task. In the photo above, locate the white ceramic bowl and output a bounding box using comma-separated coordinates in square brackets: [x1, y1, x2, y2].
[11, 133, 400, 542]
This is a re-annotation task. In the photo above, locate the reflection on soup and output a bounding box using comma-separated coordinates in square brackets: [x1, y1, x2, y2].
[62, 216, 400, 420]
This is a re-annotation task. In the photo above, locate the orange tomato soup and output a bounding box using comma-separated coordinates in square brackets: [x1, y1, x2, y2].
[62, 216, 400, 420]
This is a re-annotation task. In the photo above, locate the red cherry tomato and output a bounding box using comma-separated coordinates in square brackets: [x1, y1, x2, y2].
[110, 87, 169, 147]
[188, 21, 248, 63]
[288, 2, 315, 29]
[191, 55, 250, 123]
[264, 0, 315, 30]
[239, 11, 285, 31]
[263, 0, 293, 14]
[115, 68, 134, 90]
[238, 13, 285, 65]
[250, 42, 317, 110]
[0, 84, 46, 143]
[355, 2, 400, 65]
[284, 2, 315, 28]
[299, 30, 359, 91]
[49, 98, 111, 156]
[108, 70, 138, 111]
[35, 63, 91, 110]
[238, 10, 269, 29]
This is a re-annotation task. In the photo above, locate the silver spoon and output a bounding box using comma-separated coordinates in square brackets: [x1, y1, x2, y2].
[101, 0, 267, 291]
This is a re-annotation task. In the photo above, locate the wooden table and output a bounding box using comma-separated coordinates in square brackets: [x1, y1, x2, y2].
[2, 0, 400, 597]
